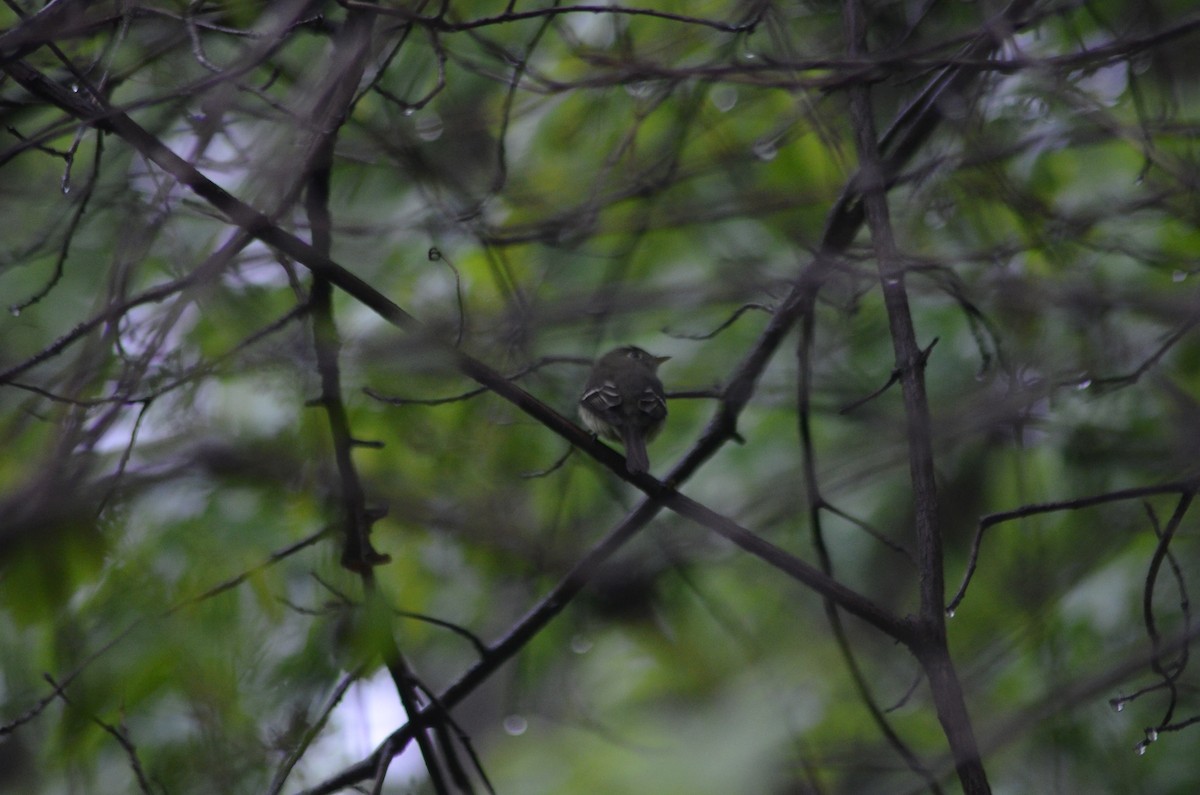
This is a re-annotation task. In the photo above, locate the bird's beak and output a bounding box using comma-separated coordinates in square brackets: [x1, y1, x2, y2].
[655, 356, 671, 365]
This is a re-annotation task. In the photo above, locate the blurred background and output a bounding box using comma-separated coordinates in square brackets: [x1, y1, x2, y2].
[3, 1, 1200, 792]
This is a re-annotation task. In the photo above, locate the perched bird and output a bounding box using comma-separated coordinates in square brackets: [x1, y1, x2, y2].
[579, 346, 669, 474]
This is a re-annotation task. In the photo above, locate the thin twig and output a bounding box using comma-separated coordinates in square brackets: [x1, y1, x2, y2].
[949, 482, 1197, 613]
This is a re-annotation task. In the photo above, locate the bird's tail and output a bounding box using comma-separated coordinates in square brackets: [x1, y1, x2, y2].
[620, 426, 650, 474]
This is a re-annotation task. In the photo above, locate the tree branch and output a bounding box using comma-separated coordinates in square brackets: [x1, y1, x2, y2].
[843, 0, 991, 791]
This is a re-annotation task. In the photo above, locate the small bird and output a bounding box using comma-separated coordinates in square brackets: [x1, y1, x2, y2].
[579, 346, 669, 474]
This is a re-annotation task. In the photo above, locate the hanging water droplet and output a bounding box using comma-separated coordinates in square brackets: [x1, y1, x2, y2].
[752, 138, 778, 161]
[624, 80, 654, 100]
[945, 606, 956, 618]
[9, 305, 20, 317]
[1076, 379, 1091, 391]
[1114, 701, 1125, 713]
[710, 85, 737, 113]
[415, 113, 443, 142]
[503, 714, 528, 736]
[1135, 741, 1148, 756]
[570, 634, 593, 654]
[1146, 728, 1158, 742]
[1173, 270, 1187, 283]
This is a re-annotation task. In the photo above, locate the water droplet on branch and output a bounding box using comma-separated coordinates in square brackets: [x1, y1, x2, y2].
[752, 139, 778, 161]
